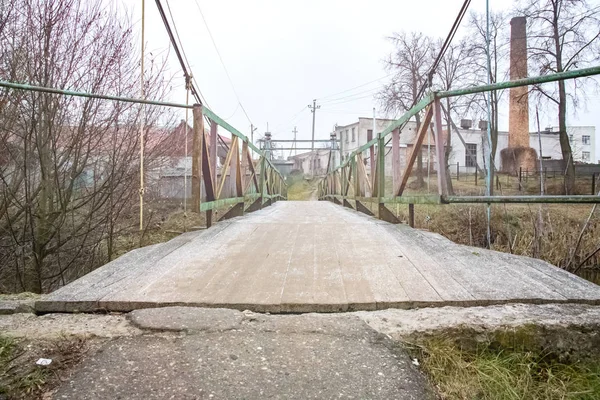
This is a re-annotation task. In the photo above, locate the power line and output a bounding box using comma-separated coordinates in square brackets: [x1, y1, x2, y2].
[193, 0, 253, 125]
[383, 0, 472, 154]
[163, 0, 210, 108]
[319, 86, 383, 104]
[316, 73, 393, 101]
[154, 0, 203, 105]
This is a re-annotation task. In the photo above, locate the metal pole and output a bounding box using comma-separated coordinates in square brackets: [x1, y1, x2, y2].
[184, 81, 190, 218]
[308, 99, 320, 177]
[484, 0, 492, 247]
[536, 107, 544, 195]
[139, 0, 145, 231]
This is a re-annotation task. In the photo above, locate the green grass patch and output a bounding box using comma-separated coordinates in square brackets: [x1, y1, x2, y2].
[411, 337, 600, 400]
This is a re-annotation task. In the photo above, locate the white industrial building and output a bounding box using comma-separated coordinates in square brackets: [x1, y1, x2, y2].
[335, 117, 596, 174]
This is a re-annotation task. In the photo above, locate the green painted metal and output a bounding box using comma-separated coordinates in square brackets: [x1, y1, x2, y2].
[199, 194, 285, 211]
[382, 195, 442, 204]
[0, 80, 286, 186]
[377, 95, 433, 138]
[353, 195, 442, 205]
[322, 66, 600, 206]
[0, 80, 193, 109]
[444, 195, 600, 204]
[200, 197, 246, 212]
[202, 107, 254, 152]
[437, 65, 600, 99]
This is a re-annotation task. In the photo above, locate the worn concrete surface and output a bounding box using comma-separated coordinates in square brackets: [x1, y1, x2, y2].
[53, 308, 433, 400]
[358, 303, 600, 337]
[4, 305, 600, 398]
[0, 313, 142, 339]
[36, 201, 600, 313]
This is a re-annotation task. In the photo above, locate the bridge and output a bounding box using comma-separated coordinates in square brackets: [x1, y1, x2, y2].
[3, 66, 600, 315]
[37, 199, 600, 313]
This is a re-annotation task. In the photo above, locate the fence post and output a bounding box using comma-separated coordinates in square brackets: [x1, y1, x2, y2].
[456, 162, 459, 181]
[192, 104, 203, 214]
[475, 167, 477, 186]
[592, 173, 596, 195]
[408, 203, 415, 228]
[433, 98, 448, 196]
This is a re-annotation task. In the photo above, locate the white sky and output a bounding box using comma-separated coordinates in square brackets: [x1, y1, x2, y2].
[127, 0, 600, 159]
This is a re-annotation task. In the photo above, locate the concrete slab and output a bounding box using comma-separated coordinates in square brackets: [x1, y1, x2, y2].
[36, 201, 600, 313]
[53, 309, 434, 400]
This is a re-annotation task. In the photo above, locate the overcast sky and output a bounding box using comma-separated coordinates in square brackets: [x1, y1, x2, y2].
[126, 0, 600, 159]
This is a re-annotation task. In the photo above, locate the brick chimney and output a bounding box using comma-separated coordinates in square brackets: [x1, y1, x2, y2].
[501, 16, 537, 175]
[508, 16, 529, 148]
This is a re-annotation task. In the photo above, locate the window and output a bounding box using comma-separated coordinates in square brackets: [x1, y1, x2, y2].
[569, 134, 574, 142]
[345, 129, 349, 143]
[582, 151, 590, 162]
[465, 143, 477, 168]
[583, 135, 591, 145]
[351, 127, 356, 142]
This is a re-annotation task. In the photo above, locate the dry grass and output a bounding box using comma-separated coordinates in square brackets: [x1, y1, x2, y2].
[410, 336, 600, 400]
[374, 174, 600, 273]
[0, 335, 89, 399]
[393, 203, 600, 273]
[287, 174, 318, 201]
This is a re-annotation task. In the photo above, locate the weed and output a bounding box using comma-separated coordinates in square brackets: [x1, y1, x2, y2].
[411, 337, 600, 400]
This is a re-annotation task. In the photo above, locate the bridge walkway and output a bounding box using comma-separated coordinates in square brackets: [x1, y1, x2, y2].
[37, 201, 600, 313]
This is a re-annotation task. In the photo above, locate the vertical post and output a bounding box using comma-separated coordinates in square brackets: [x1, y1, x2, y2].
[259, 156, 266, 208]
[377, 134, 385, 202]
[519, 167, 522, 191]
[210, 122, 218, 188]
[433, 98, 448, 196]
[308, 99, 320, 178]
[139, 0, 145, 231]
[353, 158, 359, 200]
[475, 168, 478, 186]
[192, 104, 204, 214]
[592, 173, 596, 195]
[367, 130, 375, 194]
[457, 162, 459, 181]
[408, 203, 415, 228]
[392, 128, 400, 196]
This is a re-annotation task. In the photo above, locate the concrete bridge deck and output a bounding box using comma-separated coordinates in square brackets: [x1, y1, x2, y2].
[37, 201, 600, 313]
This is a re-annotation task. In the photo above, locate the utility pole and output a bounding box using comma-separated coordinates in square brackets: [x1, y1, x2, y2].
[292, 126, 298, 156]
[308, 99, 320, 177]
[139, 0, 145, 231]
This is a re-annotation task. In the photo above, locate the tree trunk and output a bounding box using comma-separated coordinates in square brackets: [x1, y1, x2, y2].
[558, 80, 575, 194]
[444, 98, 454, 195]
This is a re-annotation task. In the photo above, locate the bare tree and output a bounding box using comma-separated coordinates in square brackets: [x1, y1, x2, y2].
[379, 32, 433, 188]
[519, 0, 600, 194]
[467, 11, 510, 194]
[0, 0, 174, 293]
[431, 38, 474, 195]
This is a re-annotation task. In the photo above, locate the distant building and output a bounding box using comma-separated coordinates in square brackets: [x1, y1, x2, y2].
[335, 117, 596, 174]
[155, 120, 232, 199]
[288, 149, 333, 176]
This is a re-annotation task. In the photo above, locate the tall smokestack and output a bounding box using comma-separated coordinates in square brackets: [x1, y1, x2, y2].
[508, 16, 529, 148]
[502, 16, 537, 175]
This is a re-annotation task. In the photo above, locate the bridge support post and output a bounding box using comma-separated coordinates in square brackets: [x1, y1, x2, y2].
[192, 104, 204, 214]
[219, 202, 244, 222]
[245, 197, 262, 213]
[355, 200, 374, 216]
[376, 133, 400, 224]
